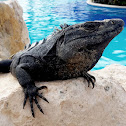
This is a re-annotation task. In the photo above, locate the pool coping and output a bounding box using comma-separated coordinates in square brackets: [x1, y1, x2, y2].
[87, 0, 126, 9]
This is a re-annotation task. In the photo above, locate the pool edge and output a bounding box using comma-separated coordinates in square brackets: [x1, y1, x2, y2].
[87, 0, 126, 9]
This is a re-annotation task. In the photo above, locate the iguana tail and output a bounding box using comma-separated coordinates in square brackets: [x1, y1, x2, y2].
[0, 60, 12, 73]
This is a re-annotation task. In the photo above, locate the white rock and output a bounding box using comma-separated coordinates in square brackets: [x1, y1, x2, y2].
[0, 0, 30, 59]
[0, 64, 126, 126]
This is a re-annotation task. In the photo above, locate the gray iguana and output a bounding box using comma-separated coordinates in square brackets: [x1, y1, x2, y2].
[0, 19, 124, 117]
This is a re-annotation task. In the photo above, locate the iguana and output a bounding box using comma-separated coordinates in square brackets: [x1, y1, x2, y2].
[0, 19, 124, 117]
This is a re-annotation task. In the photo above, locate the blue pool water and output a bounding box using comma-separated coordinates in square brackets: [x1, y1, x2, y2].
[18, 0, 126, 70]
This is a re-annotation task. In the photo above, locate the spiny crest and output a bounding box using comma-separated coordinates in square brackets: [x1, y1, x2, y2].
[24, 23, 70, 50]
[60, 23, 70, 29]
[24, 38, 46, 50]
[52, 23, 70, 36]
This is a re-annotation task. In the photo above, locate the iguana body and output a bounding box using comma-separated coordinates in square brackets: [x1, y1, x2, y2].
[0, 19, 124, 117]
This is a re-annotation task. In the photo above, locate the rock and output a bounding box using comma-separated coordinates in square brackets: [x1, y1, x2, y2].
[0, 64, 126, 126]
[0, 0, 29, 59]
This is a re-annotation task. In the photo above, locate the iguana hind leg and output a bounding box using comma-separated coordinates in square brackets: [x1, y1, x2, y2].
[82, 72, 96, 88]
[15, 63, 49, 117]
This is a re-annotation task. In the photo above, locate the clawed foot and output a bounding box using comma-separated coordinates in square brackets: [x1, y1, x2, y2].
[23, 85, 49, 117]
[83, 73, 96, 88]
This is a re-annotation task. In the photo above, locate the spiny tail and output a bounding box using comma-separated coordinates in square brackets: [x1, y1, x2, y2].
[0, 60, 12, 73]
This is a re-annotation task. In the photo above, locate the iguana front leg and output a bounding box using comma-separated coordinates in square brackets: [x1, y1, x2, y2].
[15, 63, 49, 117]
[81, 72, 96, 88]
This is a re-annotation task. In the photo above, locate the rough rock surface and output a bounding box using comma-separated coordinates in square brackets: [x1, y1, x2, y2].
[0, 0, 29, 59]
[0, 64, 126, 126]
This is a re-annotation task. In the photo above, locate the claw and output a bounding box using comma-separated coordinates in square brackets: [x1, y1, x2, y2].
[83, 73, 95, 88]
[37, 86, 47, 91]
[87, 73, 96, 83]
[34, 97, 44, 114]
[87, 74, 95, 88]
[29, 96, 35, 118]
[23, 93, 28, 109]
[84, 75, 90, 87]
[89, 78, 95, 89]
[37, 93, 49, 103]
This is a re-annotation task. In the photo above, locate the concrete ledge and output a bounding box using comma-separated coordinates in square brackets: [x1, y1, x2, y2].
[87, 0, 126, 9]
[0, 64, 126, 126]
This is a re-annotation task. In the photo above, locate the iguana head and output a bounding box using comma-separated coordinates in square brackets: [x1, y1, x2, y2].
[57, 19, 124, 67]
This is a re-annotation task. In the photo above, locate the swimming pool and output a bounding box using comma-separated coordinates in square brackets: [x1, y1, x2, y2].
[17, 0, 126, 70]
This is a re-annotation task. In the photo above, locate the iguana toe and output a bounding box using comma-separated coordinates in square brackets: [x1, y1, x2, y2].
[23, 90, 28, 109]
[34, 96, 44, 114]
[83, 73, 96, 89]
[37, 85, 47, 91]
[37, 93, 49, 103]
[29, 96, 34, 117]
